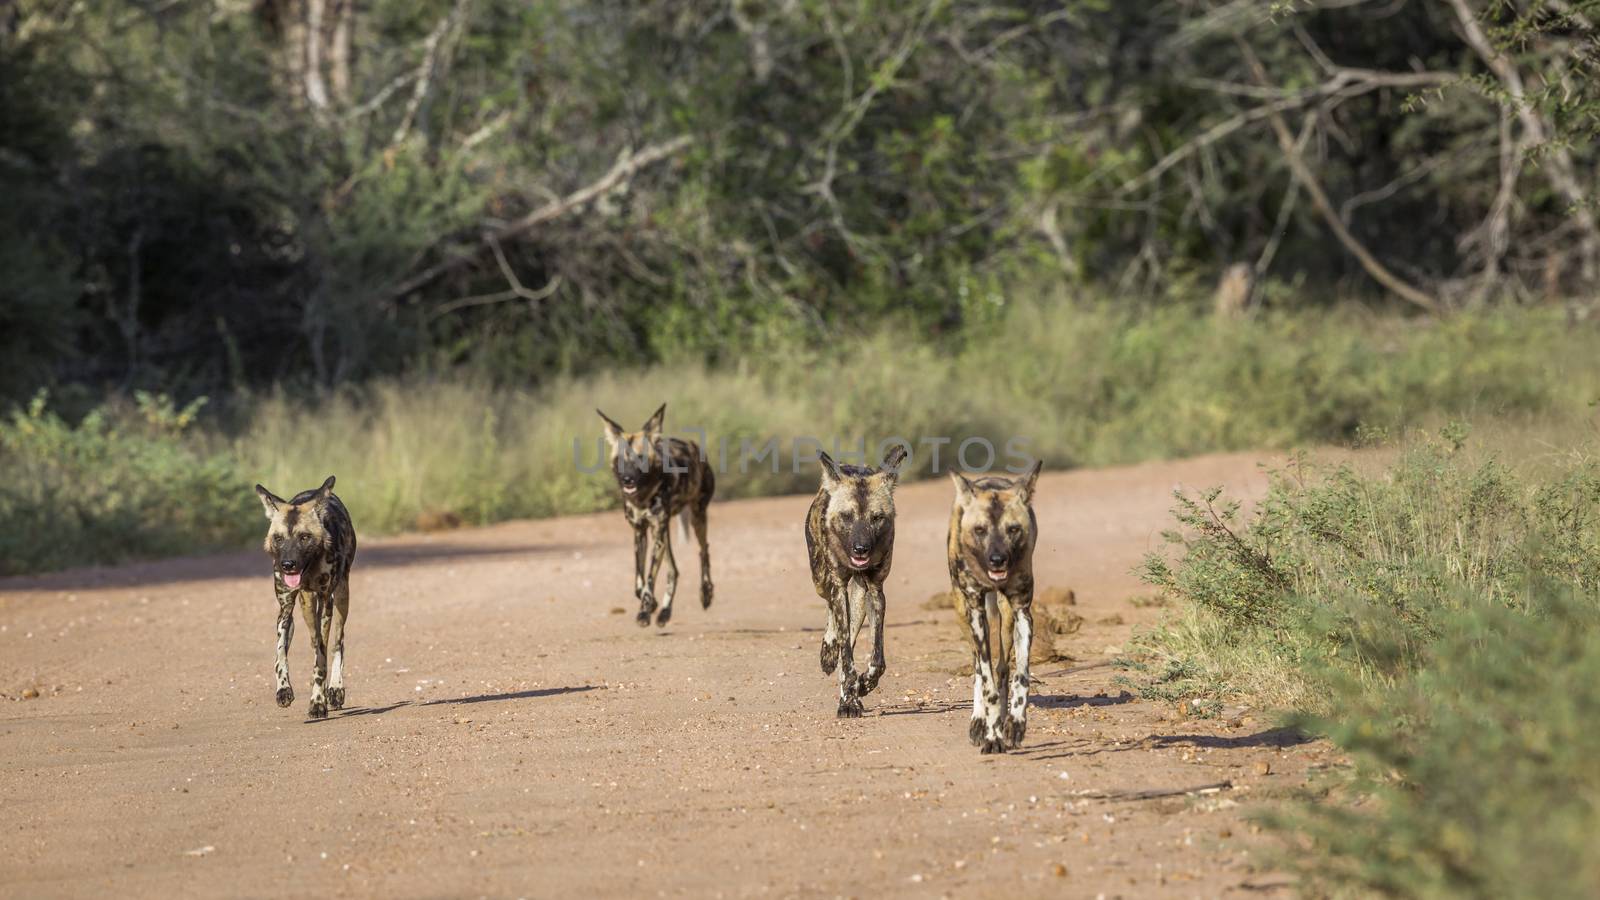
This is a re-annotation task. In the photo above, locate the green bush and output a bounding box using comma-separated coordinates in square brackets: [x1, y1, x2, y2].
[1275, 589, 1600, 899]
[0, 392, 257, 575]
[1130, 432, 1600, 896]
[1132, 433, 1600, 707]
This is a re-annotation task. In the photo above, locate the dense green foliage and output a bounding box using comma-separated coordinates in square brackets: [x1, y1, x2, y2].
[4, 0, 1599, 405]
[5, 300, 1598, 574]
[1132, 434, 1600, 896]
[0, 392, 257, 573]
[1278, 590, 1600, 898]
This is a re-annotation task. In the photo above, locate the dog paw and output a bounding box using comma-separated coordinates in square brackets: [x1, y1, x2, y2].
[856, 669, 883, 696]
[836, 697, 864, 719]
[655, 605, 672, 627]
[308, 700, 329, 720]
[275, 687, 295, 708]
[635, 592, 657, 625]
[1000, 714, 1027, 748]
[968, 717, 985, 746]
[820, 641, 840, 675]
[327, 687, 345, 710]
[700, 583, 713, 609]
[978, 737, 1008, 754]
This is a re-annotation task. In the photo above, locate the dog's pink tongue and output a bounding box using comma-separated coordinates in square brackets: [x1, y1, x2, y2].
[283, 572, 302, 589]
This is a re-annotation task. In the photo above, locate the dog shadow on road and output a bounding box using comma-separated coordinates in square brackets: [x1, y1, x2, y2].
[1031, 690, 1136, 710]
[1018, 725, 1314, 762]
[1144, 727, 1313, 751]
[318, 684, 599, 721]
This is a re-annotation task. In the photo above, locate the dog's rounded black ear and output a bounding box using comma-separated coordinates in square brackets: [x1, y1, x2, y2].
[597, 408, 625, 447]
[817, 450, 843, 486]
[880, 444, 910, 480]
[308, 476, 336, 507]
[948, 469, 975, 498]
[255, 484, 285, 518]
[1017, 460, 1042, 501]
[642, 402, 667, 436]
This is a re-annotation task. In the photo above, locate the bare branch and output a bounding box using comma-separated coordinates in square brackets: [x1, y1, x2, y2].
[342, 70, 418, 120]
[1235, 37, 1442, 313]
[1339, 150, 1456, 225]
[1253, 112, 1316, 282]
[1462, 106, 1526, 270]
[973, 8, 1074, 58]
[392, 2, 466, 146]
[803, 0, 939, 259]
[1446, 0, 1599, 284]
[459, 111, 510, 152]
[1118, 68, 1453, 195]
[387, 134, 695, 301]
[428, 236, 562, 320]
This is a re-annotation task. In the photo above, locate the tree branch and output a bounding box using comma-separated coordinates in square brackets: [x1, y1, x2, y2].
[1236, 38, 1442, 313]
[428, 235, 563, 319]
[392, 3, 463, 146]
[387, 134, 695, 301]
[1446, 0, 1599, 284]
[1253, 112, 1316, 282]
[1118, 68, 1452, 195]
[342, 70, 419, 120]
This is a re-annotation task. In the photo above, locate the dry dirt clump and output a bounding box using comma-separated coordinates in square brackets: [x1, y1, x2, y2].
[413, 509, 465, 532]
[927, 586, 1083, 674]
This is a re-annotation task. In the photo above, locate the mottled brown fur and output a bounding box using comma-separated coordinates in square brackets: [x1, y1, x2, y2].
[804, 446, 907, 717]
[598, 404, 715, 628]
[947, 462, 1041, 752]
[255, 476, 357, 720]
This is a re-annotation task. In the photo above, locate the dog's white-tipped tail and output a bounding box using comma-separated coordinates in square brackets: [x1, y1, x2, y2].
[676, 510, 691, 546]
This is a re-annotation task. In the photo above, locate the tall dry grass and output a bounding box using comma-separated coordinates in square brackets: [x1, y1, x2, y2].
[6, 297, 1600, 572]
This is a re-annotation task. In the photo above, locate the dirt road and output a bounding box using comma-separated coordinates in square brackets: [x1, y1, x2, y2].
[1, 452, 1317, 899]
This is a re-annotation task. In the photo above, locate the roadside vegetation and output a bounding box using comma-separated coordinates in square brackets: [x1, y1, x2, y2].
[1129, 426, 1600, 896]
[9, 0, 1600, 581]
[9, 1, 1600, 893]
[5, 299, 1599, 575]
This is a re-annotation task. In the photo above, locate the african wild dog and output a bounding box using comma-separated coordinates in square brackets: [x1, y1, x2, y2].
[805, 445, 908, 717]
[255, 476, 357, 720]
[947, 462, 1042, 753]
[597, 404, 715, 628]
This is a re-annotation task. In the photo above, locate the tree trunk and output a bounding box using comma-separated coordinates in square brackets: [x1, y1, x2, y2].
[327, 0, 354, 105]
[303, 0, 330, 114]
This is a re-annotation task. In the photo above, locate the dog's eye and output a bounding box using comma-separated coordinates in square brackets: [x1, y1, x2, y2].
[838, 511, 854, 523]
[871, 513, 887, 524]
[973, 525, 988, 537]
[272, 536, 284, 547]
[299, 534, 312, 544]
[1006, 524, 1021, 536]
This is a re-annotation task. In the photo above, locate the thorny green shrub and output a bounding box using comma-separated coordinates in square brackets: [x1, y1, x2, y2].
[1130, 431, 1600, 897]
[0, 391, 256, 574]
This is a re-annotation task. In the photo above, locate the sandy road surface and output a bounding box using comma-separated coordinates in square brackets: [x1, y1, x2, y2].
[0, 452, 1321, 899]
